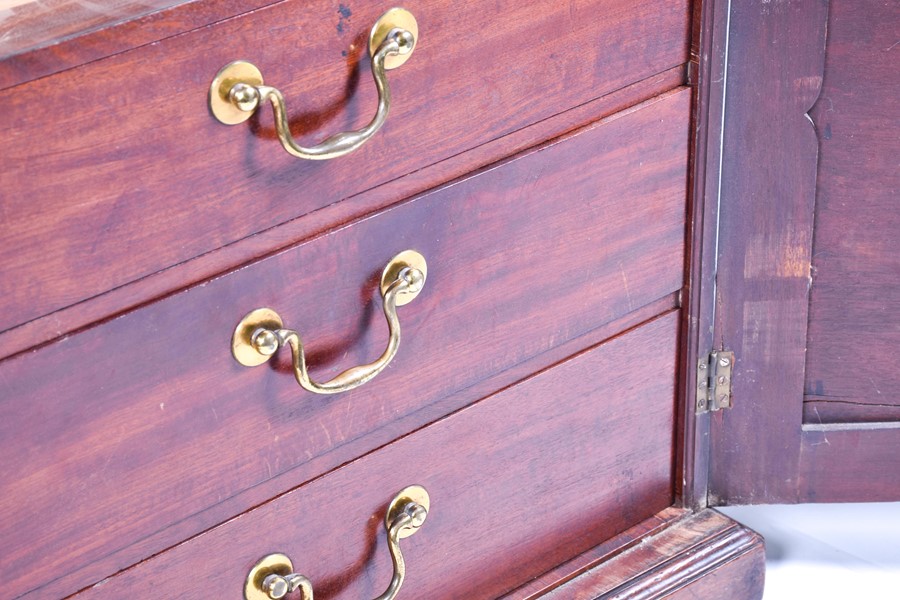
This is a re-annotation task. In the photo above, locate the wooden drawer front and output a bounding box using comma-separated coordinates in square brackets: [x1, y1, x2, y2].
[0, 0, 690, 333]
[74, 313, 679, 600]
[0, 89, 689, 599]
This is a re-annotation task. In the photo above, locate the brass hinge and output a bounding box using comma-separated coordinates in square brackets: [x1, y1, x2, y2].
[696, 350, 734, 413]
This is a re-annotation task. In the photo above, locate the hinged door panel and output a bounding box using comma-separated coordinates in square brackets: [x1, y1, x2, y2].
[703, 0, 900, 504]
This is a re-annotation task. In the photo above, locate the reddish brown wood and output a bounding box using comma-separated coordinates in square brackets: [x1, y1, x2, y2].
[0, 95, 689, 600]
[802, 0, 900, 425]
[0, 0, 191, 61]
[804, 400, 900, 424]
[526, 509, 764, 599]
[500, 507, 689, 599]
[707, 0, 828, 504]
[676, 0, 730, 509]
[708, 0, 900, 504]
[71, 315, 680, 600]
[0, 0, 691, 335]
[0, 0, 268, 88]
[0, 72, 687, 361]
[28, 301, 684, 600]
[799, 425, 900, 502]
[659, 533, 765, 600]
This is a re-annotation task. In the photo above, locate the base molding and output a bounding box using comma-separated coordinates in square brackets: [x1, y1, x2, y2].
[520, 509, 765, 599]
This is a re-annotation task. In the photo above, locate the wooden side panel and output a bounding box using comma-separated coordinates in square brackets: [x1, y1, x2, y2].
[72, 315, 680, 600]
[802, 0, 900, 425]
[0, 93, 690, 600]
[525, 509, 765, 600]
[0, 0, 691, 333]
[707, 0, 828, 504]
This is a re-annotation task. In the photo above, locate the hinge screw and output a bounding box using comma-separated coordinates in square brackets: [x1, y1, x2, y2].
[718, 357, 731, 367]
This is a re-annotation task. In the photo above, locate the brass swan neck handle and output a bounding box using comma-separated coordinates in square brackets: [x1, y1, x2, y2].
[245, 486, 430, 600]
[209, 8, 418, 160]
[231, 250, 427, 395]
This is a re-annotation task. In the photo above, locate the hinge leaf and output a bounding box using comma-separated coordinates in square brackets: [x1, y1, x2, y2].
[696, 350, 734, 413]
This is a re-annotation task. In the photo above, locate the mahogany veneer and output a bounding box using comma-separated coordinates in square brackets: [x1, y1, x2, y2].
[72, 314, 679, 600]
[1, 90, 690, 599]
[0, 0, 690, 333]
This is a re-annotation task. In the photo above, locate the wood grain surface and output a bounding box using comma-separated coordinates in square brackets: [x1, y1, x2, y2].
[526, 509, 764, 600]
[70, 313, 679, 600]
[500, 507, 689, 599]
[0, 72, 686, 362]
[676, 0, 730, 509]
[0, 0, 690, 334]
[707, 0, 828, 505]
[802, 0, 900, 425]
[798, 424, 900, 503]
[0, 0, 190, 62]
[0, 92, 689, 600]
[708, 0, 900, 504]
[0, 0, 264, 88]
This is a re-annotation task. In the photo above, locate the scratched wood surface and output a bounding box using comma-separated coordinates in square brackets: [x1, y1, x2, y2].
[68, 314, 679, 600]
[802, 0, 900, 425]
[0, 92, 689, 600]
[0, 0, 690, 336]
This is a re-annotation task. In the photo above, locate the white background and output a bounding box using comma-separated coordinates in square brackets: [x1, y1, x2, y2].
[720, 503, 900, 599]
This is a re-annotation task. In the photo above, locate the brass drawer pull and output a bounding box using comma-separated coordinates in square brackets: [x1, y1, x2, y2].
[232, 250, 426, 394]
[245, 485, 430, 600]
[209, 8, 418, 160]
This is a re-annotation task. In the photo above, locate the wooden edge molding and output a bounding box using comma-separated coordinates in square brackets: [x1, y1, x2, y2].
[522, 509, 765, 600]
[499, 508, 689, 599]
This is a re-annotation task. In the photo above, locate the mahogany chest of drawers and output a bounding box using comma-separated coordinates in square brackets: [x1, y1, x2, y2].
[1, 0, 896, 598]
